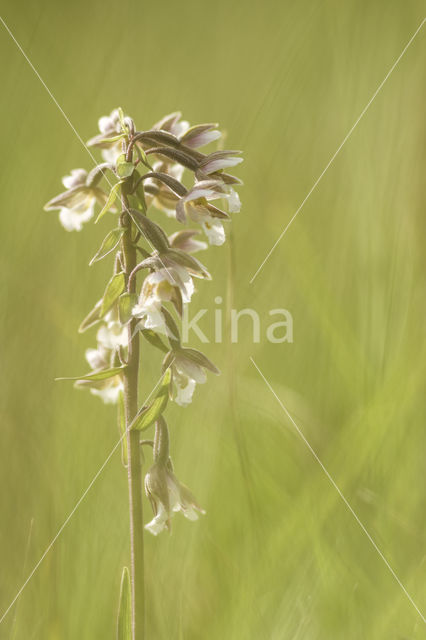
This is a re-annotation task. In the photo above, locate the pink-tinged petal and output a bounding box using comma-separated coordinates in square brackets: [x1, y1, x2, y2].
[176, 199, 186, 223]
[182, 128, 221, 149]
[201, 156, 243, 175]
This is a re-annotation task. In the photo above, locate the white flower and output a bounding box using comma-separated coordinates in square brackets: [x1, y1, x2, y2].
[197, 150, 243, 176]
[97, 109, 125, 163]
[85, 345, 108, 371]
[44, 168, 112, 232]
[144, 462, 205, 536]
[200, 217, 225, 246]
[132, 268, 194, 336]
[83, 343, 124, 405]
[228, 187, 241, 213]
[62, 168, 87, 189]
[174, 180, 231, 245]
[90, 379, 124, 404]
[80, 312, 127, 405]
[174, 373, 196, 407]
[98, 109, 122, 136]
[97, 312, 127, 350]
[58, 169, 94, 231]
[179, 123, 222, 149]
[169, 348, 220, 407]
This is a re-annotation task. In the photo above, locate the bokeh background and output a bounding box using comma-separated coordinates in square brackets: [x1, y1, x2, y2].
[1, 1, 426, 638]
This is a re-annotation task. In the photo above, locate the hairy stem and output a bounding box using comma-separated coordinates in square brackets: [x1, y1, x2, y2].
[121, 206, 145, 640]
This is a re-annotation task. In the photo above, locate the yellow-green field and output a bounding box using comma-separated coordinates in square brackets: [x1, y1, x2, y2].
[1, 1, 425, 638]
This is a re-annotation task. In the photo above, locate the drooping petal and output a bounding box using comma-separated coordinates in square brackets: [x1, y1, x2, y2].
[201, 217, 225, 246]
[174, 375, 196, 407]
[228, 188, 241, 213]
[145, 512, 168, 536]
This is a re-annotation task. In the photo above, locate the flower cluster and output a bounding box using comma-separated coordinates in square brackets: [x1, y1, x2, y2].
[45, 108, 242, 535]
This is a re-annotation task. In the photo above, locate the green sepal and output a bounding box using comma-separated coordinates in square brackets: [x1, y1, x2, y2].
[101, 272, 126, 316]
[161, 307, 180, 347]
[56, 365, 126, 382]
[116, 154, 135, 179]
[95, 182, 120, 223]
[117, 566, 131, 640]
[128, 208, 169, 253]
[97, 133, 125, 144]
[130, 368, 171, 432]
[141, 329, 169, 353]
[78, 299, 103, 333]
[118, 292, 137, 325]
[89, 228, 125, 265]
[117, 107, 127, 133]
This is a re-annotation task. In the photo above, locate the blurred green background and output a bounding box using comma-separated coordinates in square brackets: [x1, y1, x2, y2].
[1, 1, 426, 638]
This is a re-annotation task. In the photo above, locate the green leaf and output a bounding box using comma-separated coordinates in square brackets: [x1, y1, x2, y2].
[141, 329, 169, 353]
[95, 182, 120, 223]
[117, 566, 131, 640]
[118, 292, 137, 325]
[97, 133, 125, 144]
[56, 365, 126, 382]
[90, 228, 124, 265]
[135, 144, 153, 171]
[117, 107, 127, 132]
[117, 157, 135, 179]
[128, 208, 169, 253]
[130, 368, 171, 431]
[78, 299, 102, 333]
[118, 392, 128, 467]
[101, 271, 126, 316]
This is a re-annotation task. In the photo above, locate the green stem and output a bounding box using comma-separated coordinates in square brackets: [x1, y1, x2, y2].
[121, 208, 145, 640]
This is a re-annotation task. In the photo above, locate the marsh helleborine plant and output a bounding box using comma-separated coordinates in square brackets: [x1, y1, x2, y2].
[44, 109, 243, 639]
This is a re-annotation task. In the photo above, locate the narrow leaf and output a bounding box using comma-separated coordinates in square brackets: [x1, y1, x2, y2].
[117, 566, 131, 640]
[161, 307, 180, 346]
[119, 292, 137, 325]
[141, 329, 169, 353]
[78, 299, 102, 333]
[95, 182, 120, 223]
[56, 365, 126, 382]
[101, 272, 126, 316]
[90, 228, 124, 265]
[130, 368, 171, 432]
